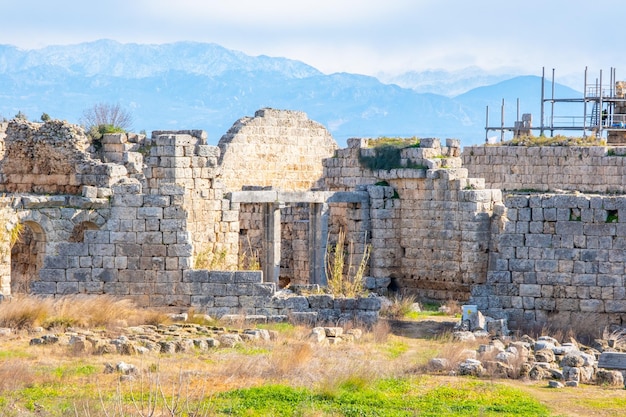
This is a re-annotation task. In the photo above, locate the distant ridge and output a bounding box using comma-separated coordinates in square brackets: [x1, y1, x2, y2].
[0, 40, 581, 146]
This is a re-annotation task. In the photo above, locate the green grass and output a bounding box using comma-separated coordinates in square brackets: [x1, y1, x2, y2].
[233, 345, 271, 355]
[0, 349, 33, 360]
[368, 136, 420, 148]
[11, 382, 98, 416]
[208, 376, 553, 416]
[51, 363, 98, 379]
[257, 322, 295, 333]
[577, 395, 626, 412]
[384, 340, 410, 359]
[405, 310, 447, 320]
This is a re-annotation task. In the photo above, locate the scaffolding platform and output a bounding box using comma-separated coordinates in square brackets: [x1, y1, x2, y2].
[485, 67, 626, 144]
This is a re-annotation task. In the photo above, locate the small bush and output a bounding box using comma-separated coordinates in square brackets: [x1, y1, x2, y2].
[0, 296, 52, 329]
[195, 245, 231, 270]
[324, 230, 370, 298]
[380, 293, 418, 319]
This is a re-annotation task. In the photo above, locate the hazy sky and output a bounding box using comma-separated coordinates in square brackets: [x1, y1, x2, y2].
[1, 0, 624, 83]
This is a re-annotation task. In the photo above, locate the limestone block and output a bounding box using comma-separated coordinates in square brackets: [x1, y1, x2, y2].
[579, 299, 604, 312]
[38, 268, 66, 282]
[30, 281, 56, 294]
[101, 133, 127, 144]
[214, 296, 240, 308]
[357, 297, 382, 310]
[519, 284, 541, 297]
[103, 282, 130, 295]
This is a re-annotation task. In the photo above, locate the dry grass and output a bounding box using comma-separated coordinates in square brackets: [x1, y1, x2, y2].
[0, 295, 53, 329]
[442, 299, 462, 316]
[0, 295, 625, 416]
[497, 134, 604, 147]
[380, 293, 418, 318]
[0, 294, 169, 330]
[324, 229, 370, 298]
[424, 339, 480, 373]
[0, 359, 36, 393]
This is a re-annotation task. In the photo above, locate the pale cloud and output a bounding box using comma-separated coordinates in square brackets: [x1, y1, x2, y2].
[1, 0, 625, 82]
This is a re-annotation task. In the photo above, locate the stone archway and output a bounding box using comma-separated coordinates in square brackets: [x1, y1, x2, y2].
[11, 221, 46, 294]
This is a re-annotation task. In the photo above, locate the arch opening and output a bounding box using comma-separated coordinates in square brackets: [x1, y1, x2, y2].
[11, 221, 46, 294]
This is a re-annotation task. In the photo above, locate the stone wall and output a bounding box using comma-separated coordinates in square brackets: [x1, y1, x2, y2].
[462, 145, 626, 193]
[323, 138, 501, 300]
[0, 122, 240, 307]
[0, 111, 384, 325]
[0, 120, 127, 194]
[185, 269, 381, 325]
[218, 109, 338, 192]
[0, 122, 6, 159]
[472, 192, 626, 329]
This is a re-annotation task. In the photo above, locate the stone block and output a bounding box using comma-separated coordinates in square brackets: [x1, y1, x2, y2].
[43, 256, 69, 269]
[183, 269, 209, 283]
[214, 296, 239, 308]
[519, 284, 541, 297]
[354, 311, 378, 325]
[580, 299, 604, 312]
[39, 268, 66, 282]
[31, 281, 57, 294]
[307, 294, 334, 309]
[234, 271, 263, 283]
[285, 296, 310, 311]
[208, 271, 236, 283]
[253, 283, 276, 297]
[167, 244, 193, 257]
[357, 297, 382, 310]
[66, 268, 91, 282]
[290, 312, 318, 326]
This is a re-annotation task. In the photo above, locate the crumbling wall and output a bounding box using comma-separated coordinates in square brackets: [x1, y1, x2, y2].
[323, 138, 501, 301]
[0, 120, 126, 194]
[0, 122, 6, 159]
[462, 145, 626, 193]
[218, 108, 338, 192]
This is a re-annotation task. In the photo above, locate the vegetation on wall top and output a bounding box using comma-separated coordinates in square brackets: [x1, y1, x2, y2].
[358, 136, 420, 171]
[496, 135, 604, 147]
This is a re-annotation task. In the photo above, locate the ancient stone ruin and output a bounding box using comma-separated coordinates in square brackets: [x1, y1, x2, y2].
[2, 108, 626, 330]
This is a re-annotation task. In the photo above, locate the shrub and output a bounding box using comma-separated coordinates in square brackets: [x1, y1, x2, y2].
[380, 293, 418, 319]
[194, 245, 231, 270]
[324, 230, 370, 298]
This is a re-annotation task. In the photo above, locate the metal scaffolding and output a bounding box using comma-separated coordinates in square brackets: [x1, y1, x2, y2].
[485, 67, 626, 144]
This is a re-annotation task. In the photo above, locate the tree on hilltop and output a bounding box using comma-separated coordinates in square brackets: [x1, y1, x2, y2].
[80, 103, 133, 139]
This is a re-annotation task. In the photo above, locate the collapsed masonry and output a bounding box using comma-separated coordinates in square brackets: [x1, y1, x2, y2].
[2, 109, 626, 329]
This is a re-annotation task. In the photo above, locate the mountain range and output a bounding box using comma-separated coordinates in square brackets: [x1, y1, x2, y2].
[0, 40, 585, 147]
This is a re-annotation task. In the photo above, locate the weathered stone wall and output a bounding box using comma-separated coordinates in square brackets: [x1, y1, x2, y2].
[472, 193, 626, 329]
[462, 145, 626, 193]
[323, 138, 501, 301]
[186, 269, 381, 324]
[0, 120, 127, 194]
[0, 122, 239, 307]
[0, 113, 383, 323]
[218, 109, 338, 192]
[0, 122, 6, 159]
